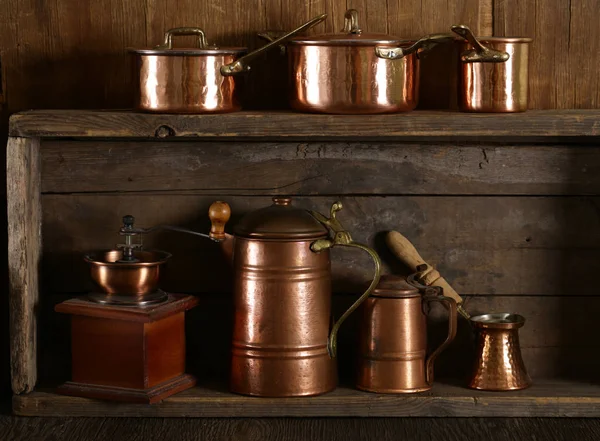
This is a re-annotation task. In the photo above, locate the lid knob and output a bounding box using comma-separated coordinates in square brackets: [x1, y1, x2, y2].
[272, 197, 292, 206]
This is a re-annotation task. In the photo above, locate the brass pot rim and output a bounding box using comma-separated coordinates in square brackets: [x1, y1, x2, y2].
[470, 312, 525, 329]
[84, 249, 172, 267]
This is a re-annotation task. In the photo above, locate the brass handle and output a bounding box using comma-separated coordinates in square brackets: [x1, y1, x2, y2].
[342, 9, 362, 34]
[156, 27, 209, 50]
[221, 13, 327, 76]
[375, 33, 454, 60]
[451, 24, 510, 63]
[310, 202, 382, 358]
[423, 295, 458, 385]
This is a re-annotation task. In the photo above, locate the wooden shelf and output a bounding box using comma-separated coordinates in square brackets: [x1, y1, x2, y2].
[13, 380, 600, 417]
[9, 109, 600, 140]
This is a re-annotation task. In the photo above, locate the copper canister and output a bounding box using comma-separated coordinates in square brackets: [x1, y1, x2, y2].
[209, 198, 382, 397]
[468, 313, 532, 391]
[455, 33, 532, 112]
[357, 275, 457, 393]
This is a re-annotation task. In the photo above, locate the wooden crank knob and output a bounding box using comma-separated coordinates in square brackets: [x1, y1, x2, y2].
[208, 201, 231, 241]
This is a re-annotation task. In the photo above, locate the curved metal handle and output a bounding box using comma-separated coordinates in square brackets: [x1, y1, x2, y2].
[424, 295, 457, 385]
[451, 24, 509, 63]
[375, 33, 454, 60]
[342, 9, 362, 34]
[221, 13, 327, 76]
[310, 201, 382, 358]
[156, 27, 208, 50]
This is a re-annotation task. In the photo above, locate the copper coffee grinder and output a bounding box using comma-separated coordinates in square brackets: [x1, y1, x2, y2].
[55, 215, 200, 403]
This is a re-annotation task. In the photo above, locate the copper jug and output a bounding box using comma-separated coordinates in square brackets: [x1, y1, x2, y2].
[357, 274, 457, 393]
[208, 198, 382, 397]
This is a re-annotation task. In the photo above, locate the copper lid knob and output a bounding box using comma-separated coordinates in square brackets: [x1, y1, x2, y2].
[272, 197, 292, 206]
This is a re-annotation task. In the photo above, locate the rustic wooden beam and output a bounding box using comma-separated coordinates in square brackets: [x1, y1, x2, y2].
[8, 110, 600, 140]
[39, 141, 600, 195]
[12, 380, 600, 417]
[7, 136, 41, 394]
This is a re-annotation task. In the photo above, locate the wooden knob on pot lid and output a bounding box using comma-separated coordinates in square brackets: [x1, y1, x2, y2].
[209, 201, 231, 241]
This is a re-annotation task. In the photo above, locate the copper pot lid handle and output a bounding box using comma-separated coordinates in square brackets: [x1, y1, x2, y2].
[451, 24, 510, 63]
[342, 9, 362, 34]
[155, 27, 210, 50]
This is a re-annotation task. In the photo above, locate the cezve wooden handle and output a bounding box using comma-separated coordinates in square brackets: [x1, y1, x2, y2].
[385, 230, 464, 307]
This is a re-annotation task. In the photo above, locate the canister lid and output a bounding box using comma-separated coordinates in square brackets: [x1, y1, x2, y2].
[289, 9, 404, 46]
[234, 197, 329, 240]
[371, 275, 421, 298]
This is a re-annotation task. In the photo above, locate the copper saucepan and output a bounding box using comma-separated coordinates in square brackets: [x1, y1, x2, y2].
[261, 9, 453, 114]
[451, 24, 532, 113]
[129, 14, 326, 113]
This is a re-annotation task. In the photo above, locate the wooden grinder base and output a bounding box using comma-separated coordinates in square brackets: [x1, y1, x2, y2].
[55, 294, 199, 404]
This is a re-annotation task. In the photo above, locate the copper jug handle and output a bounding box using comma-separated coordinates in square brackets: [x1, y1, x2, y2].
[310, 202, 382, 358]
[407, 273, 458, 385]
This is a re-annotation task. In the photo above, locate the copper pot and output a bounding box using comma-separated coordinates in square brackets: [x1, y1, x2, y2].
[262, 9, 453, 114]
[208, 198, 382, 397]
[452, 25, 532, 112]
[129, 15, 326, 113]
[357, 275, 457, 393]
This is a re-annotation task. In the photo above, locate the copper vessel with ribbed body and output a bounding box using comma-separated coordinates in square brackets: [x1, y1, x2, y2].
[357, 275, 457, 393]
[468, 313, 531, 391]
[209, 197, 382, 397]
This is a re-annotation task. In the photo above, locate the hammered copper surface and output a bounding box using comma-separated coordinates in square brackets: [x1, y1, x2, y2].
[287, 44, 418, 114]
[457, 38, 532, 112]
[468, 313, 532, 391]
[357, 275, 457, 393]
[133, 53, 242, 113]
[85, 250, 171, 296]
[230, 237, 336, 397]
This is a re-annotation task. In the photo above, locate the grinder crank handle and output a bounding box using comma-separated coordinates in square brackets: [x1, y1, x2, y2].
[385, 230, 469, 319]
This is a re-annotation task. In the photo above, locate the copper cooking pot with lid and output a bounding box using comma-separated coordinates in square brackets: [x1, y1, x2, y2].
[262, 9, 453, 114]
[129, 14, 326, 113]
[208, 197, 382, 397]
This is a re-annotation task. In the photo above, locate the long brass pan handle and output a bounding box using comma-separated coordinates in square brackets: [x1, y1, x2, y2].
[451, 24, 510, 63]
[221, 13, 327, 76]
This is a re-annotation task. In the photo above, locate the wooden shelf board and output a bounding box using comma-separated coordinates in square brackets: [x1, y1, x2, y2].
[9, 109, 600, 140]
[13, 380, 600, 417]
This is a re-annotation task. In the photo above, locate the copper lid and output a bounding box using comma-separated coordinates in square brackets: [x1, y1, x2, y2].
[290, 9, 402, 46]
[129, 27, 247, 56]
[371, 275, 420, 298]
[234, 197, 328, 240]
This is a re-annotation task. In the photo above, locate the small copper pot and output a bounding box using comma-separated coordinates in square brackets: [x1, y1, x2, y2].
[468, 313, 532, 391]
[129, 16, 326, 113]
[452, 25, 532, 112]
[264, 9, 453, 114]
[357, 275, 457, 393]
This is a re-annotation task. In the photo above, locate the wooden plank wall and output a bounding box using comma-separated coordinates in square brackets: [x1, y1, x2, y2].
[35, 138, 600, 387]
[0, 0, 598, 114]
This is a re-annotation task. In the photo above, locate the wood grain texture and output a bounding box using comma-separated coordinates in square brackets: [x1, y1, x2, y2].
[2, 416, 600, 441]
[40, 140, 600, 195]
[494, 0, 600, 109]
[40, 194, 600, 296]
[13, 380, 600, 417]
[9, 110, 600, 139]
[7, 137, 41, 394]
